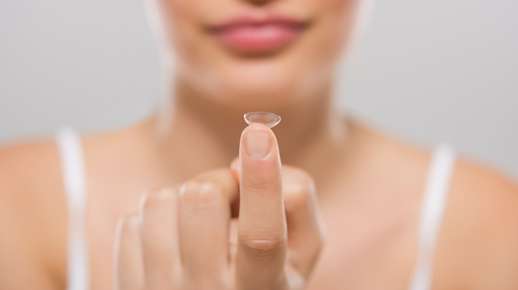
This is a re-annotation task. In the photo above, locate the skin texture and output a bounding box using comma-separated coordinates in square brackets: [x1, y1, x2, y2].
[1, 0, 518, 289]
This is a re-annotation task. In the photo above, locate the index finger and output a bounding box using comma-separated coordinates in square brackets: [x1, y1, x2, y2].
[236, 123, 288, 290]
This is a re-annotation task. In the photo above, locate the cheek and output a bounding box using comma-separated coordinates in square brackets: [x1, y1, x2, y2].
[291, 0, 358, 77]
[159, 0, 221, 35]
[158, 0, 220, 65]
[318, 0, 360, 45]
[156, 0, 202, 46]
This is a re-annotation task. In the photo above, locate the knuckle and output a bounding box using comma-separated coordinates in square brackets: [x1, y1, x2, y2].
[140, 188, 177, 212]
[238, 232, 286, 254]
[285, 187, 313, 212]
[245, 172, 281, 195]
[141, 188, 175, 209]
[178, 180, 223, 208]
[245, 158, 279, 183]
[116, 213, 141, 237]
[289, 167, 312, 180]
[288, 185, 310, 202]
[246, 177, 272, 193]
[314, 230, 325, 252]
[283, 168, 317, 212]
[294, 169, 316, 191]
[310, 220, 326, 256]
[309, 240, 325, 268]
[195, 169, 238, 197]
[196, 168, 232, 182]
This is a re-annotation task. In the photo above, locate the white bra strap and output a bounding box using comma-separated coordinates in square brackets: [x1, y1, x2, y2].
[410, 144, 455, 290]
[57, 128, 89, 290]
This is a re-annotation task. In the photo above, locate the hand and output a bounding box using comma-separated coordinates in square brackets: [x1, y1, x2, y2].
[114, 123, 324, 290]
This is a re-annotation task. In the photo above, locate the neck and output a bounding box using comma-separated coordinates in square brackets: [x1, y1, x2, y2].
[147, 78, 350, 190]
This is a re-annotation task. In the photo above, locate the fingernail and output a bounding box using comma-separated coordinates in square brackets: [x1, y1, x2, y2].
[244, 127, 272, 160]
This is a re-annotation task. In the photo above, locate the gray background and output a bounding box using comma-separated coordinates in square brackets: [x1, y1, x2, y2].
[1, 0, 517, 176]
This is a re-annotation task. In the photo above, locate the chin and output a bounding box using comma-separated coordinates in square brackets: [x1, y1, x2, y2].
[212, 70, 309, 111]
[176, 45, 334, 111]
[206, 81, 296, 111]
[216, 59, 326, 108]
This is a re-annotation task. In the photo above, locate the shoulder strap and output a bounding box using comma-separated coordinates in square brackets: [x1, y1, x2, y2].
[410, 144, 456, 290]
[56, 128, 89, 290]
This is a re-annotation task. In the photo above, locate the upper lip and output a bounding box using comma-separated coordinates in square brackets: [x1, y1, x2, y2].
[206, 12, 310, 33]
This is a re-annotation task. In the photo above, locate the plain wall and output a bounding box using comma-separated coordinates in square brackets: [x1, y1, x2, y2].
[1, 0, 517, 176]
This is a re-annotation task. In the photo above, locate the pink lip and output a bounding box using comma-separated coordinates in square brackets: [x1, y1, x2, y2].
[206, 14, 309, 56]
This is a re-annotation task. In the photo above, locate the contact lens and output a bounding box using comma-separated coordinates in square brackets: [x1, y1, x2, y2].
[244, 112, 282, 128]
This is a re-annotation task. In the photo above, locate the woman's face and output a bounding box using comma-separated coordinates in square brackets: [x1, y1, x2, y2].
[153, 0, 362, 109]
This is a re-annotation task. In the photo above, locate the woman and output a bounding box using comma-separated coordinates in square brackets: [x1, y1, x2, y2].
[1, 0, 517, 289]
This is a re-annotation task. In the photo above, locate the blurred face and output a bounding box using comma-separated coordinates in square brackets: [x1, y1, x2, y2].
[152, 0, 362, 109]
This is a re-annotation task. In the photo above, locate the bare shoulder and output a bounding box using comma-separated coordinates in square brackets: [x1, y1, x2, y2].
[0, 125, 145, 289]
[435, 155, 518, 289]
[0, 138, 67, 289]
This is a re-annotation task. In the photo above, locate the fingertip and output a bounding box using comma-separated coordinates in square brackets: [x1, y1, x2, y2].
[239, 123, 279, 162]
[238, 123, 283, 199]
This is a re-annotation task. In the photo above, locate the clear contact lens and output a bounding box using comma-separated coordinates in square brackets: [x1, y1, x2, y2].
[244, 112, 282, 128]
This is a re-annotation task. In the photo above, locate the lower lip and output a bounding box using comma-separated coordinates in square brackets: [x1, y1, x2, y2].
[211, 24, 304, 56]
